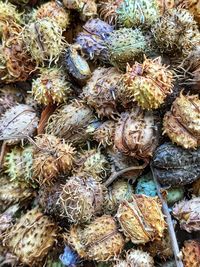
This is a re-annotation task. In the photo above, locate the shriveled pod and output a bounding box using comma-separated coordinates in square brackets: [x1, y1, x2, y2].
[182, 240, 200, 267]
[66, 215, 125, 261]
[114, 108, 159, 161]
[99, 0, 123, 25]
[92, 120, 115, 147]
[116, 195, 166, 244]
[0, 104, 39, 145]
[163, 93, 200, 149]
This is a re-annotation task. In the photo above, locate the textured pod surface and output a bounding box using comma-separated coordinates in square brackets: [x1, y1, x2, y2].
[166, 187, 185, 206]
[3, 208, 57, 265]
[124, 57, 174, 110]
[114, 108, 159, 160]
[117, 195, 166, 244]
[135, 173, 157, 197]
[172, 197, 200, 232]
[0, 104, 38, 144]
[192, 179, 200, 196]
[182, 240, 200, 267]
[176, 0, 200, 24]
[92, 120, 115, 147]
[59, 175, 104, 223]
[163, 93, 200, 149]
[99, 0, 123, 25]
[152, 142, 200, 185]
[67, 215, 125, 261]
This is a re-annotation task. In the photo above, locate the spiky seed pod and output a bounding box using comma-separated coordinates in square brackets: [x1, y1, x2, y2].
[32, 68, 71, 105]
[82, 67, 122, 118]
[106, 28, 147, 69]
[3, 208, 57, 266]
[182, 240, 200, 267]
[59, 175, 104, 223]
[192, 179, 200, 196]
[0, 104, 38, 145]
[46, 99, 95, 145]
[166, 187, 185, 206]
[117, 195, 166, 244]
[33, 134, 75, 185]
[22, 18, 65, 66]
[163, 93, 200, 149]
[152, 142, 200, 186]
[67, 215, 125, 261]
[92, 120, 115, 147]
[135, 173, 157, 197]
[172, 197, 200, 232]
[176, 0, 200, 24]
[104, 180, 133, 214]
[76, 18, 113, 62]
[0, 22, 36, 84]
[114, 249, 154, 267]
[73, 149, 109, 181]
[99, 0, 123, 25]
[114, 108, 159, 160]
[0, 175, 33, 213]
[123, 57, 174, 110]
[34, 1, 70, 30]
[156, 0, 175, 15]
[152, 9, 200, 57]
[116, 0, 159, 28]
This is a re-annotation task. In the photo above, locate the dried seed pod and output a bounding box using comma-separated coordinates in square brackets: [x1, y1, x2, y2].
[3, 208, 58, 266]
[114, 249, 154, 267]
[67, 215, 125, 261]
[0, 204, 20, 235]
[0, 104, 38, 144]
[76, 18, 113, 62]
[46, 99, 95, 145]
[34, 1, 70, 30]
[32, 68, 71, 105]
[117, 195, 166, 244]
[59, 175, 104, 223]
[33, 134, 75, 185]
[82, 67, 122, 118]
[152, 9, 200, 57]
[99, 0, 123, 25]
[192, 179, 200, 196]
[176, 0, 200, 24]
[152, 142, 200, 186]
[106, 28, 147, 69]
[135, 173, 157, 197]
[163, 93, 200, 149]
[92, 120, 115, 147]
[22, 18, 65, 66]
[123, 57, 174, 110]
[156, 0, 175, 15]
[114, 108, 159, 160]
[172, 197, 200, 232]
[182, 240, 200, 267]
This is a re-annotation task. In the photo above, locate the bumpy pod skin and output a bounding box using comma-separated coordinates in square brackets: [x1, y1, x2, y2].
[152, 142, 200, 186]
[82, 67, 122, 118]
[67, 215, 125, 261]
[46, 99, 95, 145]
[76, 18, 113, 62]
[34, 1, 70, 30]
[166, 187, 184, 206]
[104, 180, 134, 214]
[182, 240, 200, 267]
[32, 68, 71, 105]
[152, 9, 200, 57]
[33, 134, 75, 185]
[135, 173, 157, 197]
[176, 0, 200, 25]
[22, 18, 65, 66]
[0, 22, 36, 84]
[172, 197, 200, 232]
[99, 0, 123, 25]
[116, 195, 166, 244]
[114, 108, 159, 160]
[163, 93, 200, 149]
[58, 175, 104, 223]
[0, 104, 38, 145]
[124, 57, 174, 110]
[106, 28, 147, 69]
[92, 120, 115, 147]
[116, 0, 159, 28]
[3, 208, 57, 266]
[192, 179, 200, 196]
[0, 175, 33, 213]
[156, 0, 175, 15]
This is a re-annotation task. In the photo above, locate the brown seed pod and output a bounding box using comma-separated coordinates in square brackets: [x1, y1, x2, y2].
[192, 179, 200, 196]
[66, 214, 125, 261]
[182, 240, 200, 267]
[116, 195, 166, 244]
[92, 120, 115, 147]
[99, 0, 123, 25]
[163, 93, 200, 149]
[176, 0, 200, 25]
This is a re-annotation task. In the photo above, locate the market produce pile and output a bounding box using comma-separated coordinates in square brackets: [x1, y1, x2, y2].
[0, 0, 200, 266]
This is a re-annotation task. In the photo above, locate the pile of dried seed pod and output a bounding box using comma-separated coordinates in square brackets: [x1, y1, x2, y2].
[0, 0, 200, 266]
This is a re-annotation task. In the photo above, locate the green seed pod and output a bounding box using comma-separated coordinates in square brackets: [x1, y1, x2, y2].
[166, 187, 185, 206]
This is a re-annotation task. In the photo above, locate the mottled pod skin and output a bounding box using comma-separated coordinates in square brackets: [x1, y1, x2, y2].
[33, 134, 75, 185]
[172, 197, 200, 232]
[135, 173, 157, 197]
[92, 120, 115, 147]
[58, 175, 104, 223]
[67, 215, 125, 261]
[3, 208, 57, 266]
[182, 240, 200, 267]
[163, 93, 200, 149]
[32, 68, 71, 105]
[124, 57, 174, 110]
[176, 0, 200, 24]
[117, 195, 166, 244]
